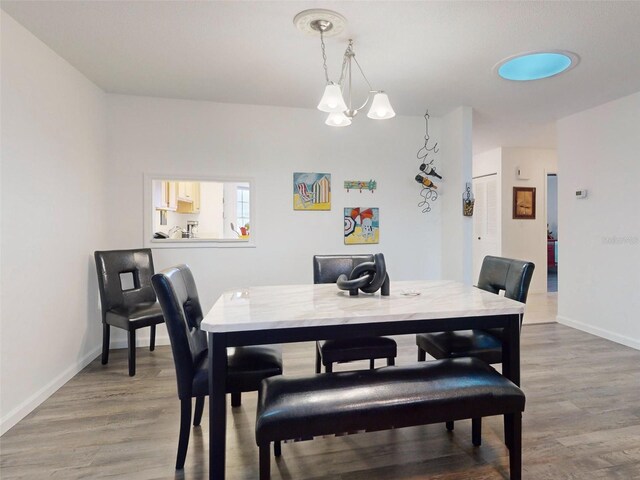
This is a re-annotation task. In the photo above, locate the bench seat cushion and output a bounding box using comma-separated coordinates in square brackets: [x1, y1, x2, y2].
[256, 357, 524, 445]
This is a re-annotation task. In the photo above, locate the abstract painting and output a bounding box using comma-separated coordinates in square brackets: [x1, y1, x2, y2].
[293, 172, 331, 210]
[344, 207, 379, 244]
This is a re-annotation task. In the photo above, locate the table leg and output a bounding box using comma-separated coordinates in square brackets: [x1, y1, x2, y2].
[502, 313, 521, 386]
[209, 332, 228, 480]
[502, 313, 521, 451]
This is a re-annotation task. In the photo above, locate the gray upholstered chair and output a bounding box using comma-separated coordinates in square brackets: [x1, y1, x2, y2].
[416, 255, 534, 433]
[94, 249, 165, 376]
[313, 255, 397, 373]
[152, 264, 283, 470]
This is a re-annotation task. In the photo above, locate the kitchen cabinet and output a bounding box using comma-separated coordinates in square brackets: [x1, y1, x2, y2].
[176, 181, 200, 214]
[154, 181, 177, 211]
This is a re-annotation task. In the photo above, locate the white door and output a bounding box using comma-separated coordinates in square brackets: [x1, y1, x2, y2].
[472, 175, 499, 282]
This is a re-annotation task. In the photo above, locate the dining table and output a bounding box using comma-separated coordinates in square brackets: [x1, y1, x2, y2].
[201, 279, 525, 479]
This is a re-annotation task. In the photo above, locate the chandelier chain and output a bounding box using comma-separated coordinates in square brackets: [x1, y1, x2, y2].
[319, 29, 330, 84]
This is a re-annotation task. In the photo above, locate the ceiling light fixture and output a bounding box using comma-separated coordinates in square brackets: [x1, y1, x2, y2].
[496, 51, 579, 81]
[294, 9, 395, 126]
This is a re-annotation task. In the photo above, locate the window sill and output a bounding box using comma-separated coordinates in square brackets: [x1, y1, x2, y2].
[149, 238, 256, 249]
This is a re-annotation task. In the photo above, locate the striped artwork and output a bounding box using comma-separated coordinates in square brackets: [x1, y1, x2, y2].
[293, 172, 331, 210]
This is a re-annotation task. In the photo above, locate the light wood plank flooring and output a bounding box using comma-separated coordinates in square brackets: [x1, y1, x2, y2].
[1, 324, 639, 479]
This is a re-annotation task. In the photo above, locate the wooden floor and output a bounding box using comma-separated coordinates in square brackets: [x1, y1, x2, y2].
[2, 324, 639, 479]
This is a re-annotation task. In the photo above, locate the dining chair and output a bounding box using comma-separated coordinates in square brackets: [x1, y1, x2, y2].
[416, 255, 534, 433]
[152, 264, 283, 470]
[94, 249, 165, 376]
[313, 254, 397, 373]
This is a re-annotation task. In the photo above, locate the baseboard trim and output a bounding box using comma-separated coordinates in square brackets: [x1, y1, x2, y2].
[1, 335, 173, 436]
[1, 345, 102, 436]
[557, 315, 640, 350]
[109, 335, 170, 350]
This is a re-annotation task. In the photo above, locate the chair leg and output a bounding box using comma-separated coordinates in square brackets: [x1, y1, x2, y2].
[231, 392, 241, 407]
[259, 444, 271, 480]
[101, 324, 110, 365]
[369, 359, 375, 370]
[176, 398, 192, 470]
[472, 418, 482, 446]
[193, 396, 205, 426]
[128, 330, 136, 377]
[387, 357, 395, 366]
[149, 324, 156, 351]
[507, 413, 522, 480]
[446, 421, 454, 431]
[504, 413, 513, 450]
[315, 345, 322, 374]
[274, 441, 281, 457]
[417, 348, 426, 362]
[325, 362, 333, 373]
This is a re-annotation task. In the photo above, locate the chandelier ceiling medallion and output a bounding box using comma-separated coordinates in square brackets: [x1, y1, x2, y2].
[293, 9, 395, 127]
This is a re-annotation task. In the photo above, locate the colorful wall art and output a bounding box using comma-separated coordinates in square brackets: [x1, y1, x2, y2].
[293, 172, 331, 210]
[344, 207, 379, 244]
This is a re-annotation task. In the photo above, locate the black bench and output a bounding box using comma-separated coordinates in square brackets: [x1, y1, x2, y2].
[256, 357, 525, 479]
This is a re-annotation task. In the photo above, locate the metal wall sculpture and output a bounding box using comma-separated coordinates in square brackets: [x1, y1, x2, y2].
[414, 111, 442, 213]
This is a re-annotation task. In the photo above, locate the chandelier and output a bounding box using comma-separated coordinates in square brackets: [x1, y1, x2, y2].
[294, 9, 395, 127]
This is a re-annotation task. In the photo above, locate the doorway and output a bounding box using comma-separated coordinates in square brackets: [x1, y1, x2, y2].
[547, 174, 558, 292]
[472, 174, 500, 282]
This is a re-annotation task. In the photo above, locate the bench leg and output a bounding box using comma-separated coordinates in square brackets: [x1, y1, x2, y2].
[446, 421, 454, 431]
[193, 396, 204, 427]
[507, 413, 522, 480]
[417, 348, 426, 362]
[472, 418, 482, 446]
[325, 363, 333, 373]
[274, 441, 281, 457]
[369, 359, 375, 369]
[259, 444, 271, 480]
[231, 392, 242, 407]
[387, 357, 395, 366]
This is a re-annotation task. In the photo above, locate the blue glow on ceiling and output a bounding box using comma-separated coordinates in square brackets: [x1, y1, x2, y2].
[498, 53, 573, 81]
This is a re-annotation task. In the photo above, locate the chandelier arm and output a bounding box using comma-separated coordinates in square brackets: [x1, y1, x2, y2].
[337, 41, 352, 87]
[352, 55, 374, 91]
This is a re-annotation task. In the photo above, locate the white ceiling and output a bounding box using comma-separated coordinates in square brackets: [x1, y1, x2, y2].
[3, 1, 640, 153]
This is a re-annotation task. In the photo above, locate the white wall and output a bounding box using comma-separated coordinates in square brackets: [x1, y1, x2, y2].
[1, 12, 108, 433]
[440, 107, 473, 284]
[500, 148, 557, 294]
[104, 95, 478, 344]
[557, 91, 640, 349]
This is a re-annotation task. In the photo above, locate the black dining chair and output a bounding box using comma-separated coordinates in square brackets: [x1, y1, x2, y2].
[152, 264, 283, 470]
[416, 255, 534, 435]
[313, 255, 397, 373]
[94, 249, 165, 376]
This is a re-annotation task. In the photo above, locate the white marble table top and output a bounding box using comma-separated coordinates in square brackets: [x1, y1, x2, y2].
[202, 280, 524, 333]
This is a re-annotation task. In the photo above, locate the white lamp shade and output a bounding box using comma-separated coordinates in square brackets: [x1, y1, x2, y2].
[317, 84, 348, 113]
[325, 112, 352, 127]
[367, 92, 396, 119]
